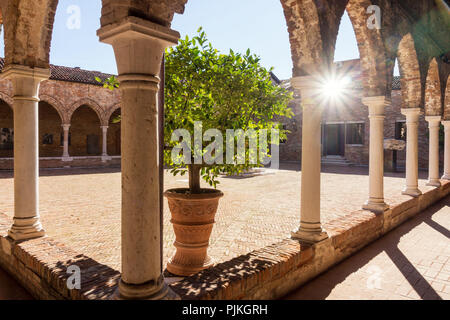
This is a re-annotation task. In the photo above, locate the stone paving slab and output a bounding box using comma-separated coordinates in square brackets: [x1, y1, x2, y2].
[284, 194, 450, 300]
[0, 164, 434, 272]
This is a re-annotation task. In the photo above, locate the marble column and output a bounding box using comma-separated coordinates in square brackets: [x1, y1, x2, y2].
[290, 76, 327, 243]
[441, 121, 450, 180]
[0, 65, 50, 240]
[61, 124, 72, 161]
[401, 108, 422, 197]
[98, 17, 179, 300]
[101, 125, 111, 161]
[362, 96, 390, 213]
[425, 116, 441, 187]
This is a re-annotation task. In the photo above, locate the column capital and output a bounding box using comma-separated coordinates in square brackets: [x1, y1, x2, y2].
[425, 116, 441, 127]
[362, 96, 390, 117]
[401, 107, 421, 117]
[0, 64, 50, 100]
[97, 16, 179, 84]
[101, 125, 109, 130]
[442, 120, 450, 128]
[62, 124, 71, 130]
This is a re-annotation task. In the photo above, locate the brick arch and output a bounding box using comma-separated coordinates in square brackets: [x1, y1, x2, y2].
[39, 94, 67, 124]
[346, 0, 393, 97]
[443, 75, 450, 120]
[105, 104, 121, 123]
[397, 33, 422, 109]
[68, 98, 106, 125]
[0, 91, 13, 109]
[425, 58, 442, 117]
[281, 0, 348, 77]
[1, 0, 58, 68]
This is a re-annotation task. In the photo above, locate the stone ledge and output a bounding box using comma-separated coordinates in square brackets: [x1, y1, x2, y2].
[1, 180, 449, 300]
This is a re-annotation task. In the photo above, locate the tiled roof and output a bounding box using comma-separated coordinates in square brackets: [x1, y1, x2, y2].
[0, 58, 114, 86]
[0, 57, 402, 90]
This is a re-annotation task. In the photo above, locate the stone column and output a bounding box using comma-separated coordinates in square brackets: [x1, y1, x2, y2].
[100, 125, 111, 161]
[61, 124, 72, 161]
[401, 108, 422, 197]
[98, 17, 179, 300]
[0, 65, 50, 240]
[442, 121, 450, 180]
[362, 96, 389, 213]
[290, 76, 327, 243]
[425, 116, 441, 187]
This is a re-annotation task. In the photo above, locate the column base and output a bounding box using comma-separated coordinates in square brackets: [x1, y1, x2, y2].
[62, 157, 73, 162]
[441, 174, 450, 180]
[402, 187, 422, 197]
[362, 200, 389, 213]
[426, 179, 441, 187]
[101, 155, 112, 162]
[291, 227, 328, 244]
[8, 217, 45, 241]
[114, 279, 180, 300]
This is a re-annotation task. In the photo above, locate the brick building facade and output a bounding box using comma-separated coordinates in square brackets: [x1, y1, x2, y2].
[280, 59, 444, 171]
[0, 58, 122, 169]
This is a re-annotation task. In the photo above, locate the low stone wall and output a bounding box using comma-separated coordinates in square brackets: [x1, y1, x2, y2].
[0, 157, 121, 170]
[0, 181, 449, 300]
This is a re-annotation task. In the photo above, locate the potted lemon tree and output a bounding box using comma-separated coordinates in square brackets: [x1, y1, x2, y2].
[163, 29, 292, 276]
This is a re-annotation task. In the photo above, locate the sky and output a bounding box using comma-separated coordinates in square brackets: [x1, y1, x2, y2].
[0, 0, 398, 80]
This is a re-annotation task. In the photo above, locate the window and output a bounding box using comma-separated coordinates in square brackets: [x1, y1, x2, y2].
[0, 128, 14, 150]
[395, 121, 407, 141]
[346, 123, 364, 145]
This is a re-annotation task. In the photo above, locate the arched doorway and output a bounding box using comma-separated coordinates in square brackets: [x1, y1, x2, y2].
[107, 108, 121, 156]
[0, 99, 13, 158]
[38, 101, 63, 157]
[70, 105, 102, 156]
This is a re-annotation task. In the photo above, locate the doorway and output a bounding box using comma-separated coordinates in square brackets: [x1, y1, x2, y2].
[323, 123, 345, 157]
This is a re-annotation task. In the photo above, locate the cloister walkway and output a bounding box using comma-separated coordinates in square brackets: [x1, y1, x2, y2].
[0, 164, 436, 273]
[284, 195, 450, 300]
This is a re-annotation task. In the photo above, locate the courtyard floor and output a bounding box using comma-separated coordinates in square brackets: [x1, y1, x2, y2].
[284, 194, 450, 300]
[0, 164, 436, 273]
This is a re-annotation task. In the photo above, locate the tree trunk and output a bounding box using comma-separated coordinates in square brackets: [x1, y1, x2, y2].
[188, 164, 202, 194]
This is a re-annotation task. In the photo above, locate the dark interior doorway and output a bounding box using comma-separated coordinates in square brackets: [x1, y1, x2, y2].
[324, 124, 345, 156]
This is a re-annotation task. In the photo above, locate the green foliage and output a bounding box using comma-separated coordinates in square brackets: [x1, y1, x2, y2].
[164, 28, 293, 189]
[95, 75, 119, 91]
[97, 28, 293, 191]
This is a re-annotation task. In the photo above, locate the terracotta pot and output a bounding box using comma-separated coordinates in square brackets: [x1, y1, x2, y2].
[164, 188, 223, 276]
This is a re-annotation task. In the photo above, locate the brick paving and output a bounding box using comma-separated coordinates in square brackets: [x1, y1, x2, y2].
[0, 164, 435, 273]
[284, 195, 450, 300]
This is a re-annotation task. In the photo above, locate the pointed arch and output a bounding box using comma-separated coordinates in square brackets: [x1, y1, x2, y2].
[425, 58, 442, 116]
[1, 0, 59, 68]
[281, 0, 349, 77]
[443, 74, 450, 120]
[0, 91, 13, 109]
[105, 104, 121, 124]
[39, 94, 67, 124]
[68, 98, 105, 125]
[346, 0, 396, 97]
[397, 33, 422, 109]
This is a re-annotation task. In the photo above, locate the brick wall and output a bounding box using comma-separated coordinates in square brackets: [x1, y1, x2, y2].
[280, 88, 441, 170]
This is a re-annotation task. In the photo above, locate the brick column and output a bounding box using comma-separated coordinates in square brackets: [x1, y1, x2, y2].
[401, 108, 422, 197]
[290, 76, 327, 243]
[98, 17, 179, 300]
[425, 116, 441, 187]
[442, 121, 450, 180]
[61, 124, 72, 161]
[0, 65, 49, 240]
[362, 96, 390, 213]
[101, 125, 111, 161]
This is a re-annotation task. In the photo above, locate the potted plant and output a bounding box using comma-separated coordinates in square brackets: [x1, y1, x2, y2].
[163, 29, 293, 276]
